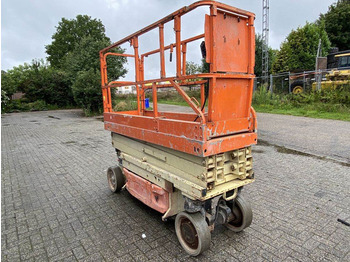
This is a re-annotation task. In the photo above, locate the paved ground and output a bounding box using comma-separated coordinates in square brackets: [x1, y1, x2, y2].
[1, 109, 350, 261]
[257, 113, 350, 164]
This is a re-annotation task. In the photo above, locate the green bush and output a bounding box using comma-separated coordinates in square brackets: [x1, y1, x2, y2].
[3, 100, 50, 112]
[2, 60, 75, 108]
[252, 86, 350, 120]
[72, 69, 102, 116]
[1, 90, 10, 112]
[113, 94, 138, 111]
[252, 87, 281, 106]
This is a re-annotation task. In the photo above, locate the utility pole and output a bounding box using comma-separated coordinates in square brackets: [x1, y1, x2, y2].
[262, 0, 269, 88]
[315, 39, 322, 90]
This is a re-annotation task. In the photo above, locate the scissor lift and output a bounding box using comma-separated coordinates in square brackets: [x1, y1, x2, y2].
[100, 1, 257, 256]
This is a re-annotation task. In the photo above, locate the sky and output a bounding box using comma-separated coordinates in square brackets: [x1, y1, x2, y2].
[1, 0, 336, 79]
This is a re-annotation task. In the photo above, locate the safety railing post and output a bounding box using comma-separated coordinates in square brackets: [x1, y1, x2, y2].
[200, 83, 205, 113]
[159, 24, 165, 78]
[152, 82, 158, 118]
[182, 43, 187, 76]
[269, 74, 273, 93]
[174, 16, 181, 77]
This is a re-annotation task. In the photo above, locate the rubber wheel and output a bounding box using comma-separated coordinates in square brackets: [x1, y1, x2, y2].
[175, 212, 211, 256]
[290, 80, 304, 94]
[107, 165, 125, 193]
[225, 195, 253, 232]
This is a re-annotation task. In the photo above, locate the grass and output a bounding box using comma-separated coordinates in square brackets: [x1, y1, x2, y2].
[109, 87, 350, 121]
[252, 87, 350, 121]
[253, 105, 350, 121]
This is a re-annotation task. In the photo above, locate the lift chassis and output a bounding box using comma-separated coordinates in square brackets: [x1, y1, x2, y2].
[101, 1, 257, 256]
[108, 133, 254, 255]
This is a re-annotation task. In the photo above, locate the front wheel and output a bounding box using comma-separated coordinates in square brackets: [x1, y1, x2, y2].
[290, 80, 304, 94]
[225, 195, 253, 232]
[107, 165, 125, 193]
[175, 212, 211, 256]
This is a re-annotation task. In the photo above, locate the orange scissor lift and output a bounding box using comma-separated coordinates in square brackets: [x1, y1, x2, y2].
[101, 1, 257, 256]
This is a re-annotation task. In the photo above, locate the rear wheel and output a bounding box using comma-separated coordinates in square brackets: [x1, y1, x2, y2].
[225, 195, 253, 232]
[107, 165, 125, 193]
[175, 212, 211, 256]
[290, 81, 304, 94]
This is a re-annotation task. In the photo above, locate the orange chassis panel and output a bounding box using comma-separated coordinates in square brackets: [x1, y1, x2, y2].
[105, 112, 257, 157]
[124, 168, 169, 213]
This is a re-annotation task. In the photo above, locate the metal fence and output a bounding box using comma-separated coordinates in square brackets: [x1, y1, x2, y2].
[254, 69, 335, 94]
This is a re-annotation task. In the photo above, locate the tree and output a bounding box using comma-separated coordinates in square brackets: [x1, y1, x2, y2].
[272, 22, 331, 73]
[319, 0, 350, 51]
[63, 36, 127, 84]
[46, 15, 127, 114]
[1, 69, 20, 98]
[1, 60, 74, 106]
[186, 61, 201, 75]
[72, 69, 102, 114]
[63, 36, 127, 114]
[1, 64, 34, 97]
[185, 61, 202, 90]
[254, 34, 277, 77]
[46, 15, 108, 68]
[201, 58, 210, 73]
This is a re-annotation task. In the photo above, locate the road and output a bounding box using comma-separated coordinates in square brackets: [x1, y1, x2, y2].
[156, 103, 350, 164]
[2, 109, 350, 261]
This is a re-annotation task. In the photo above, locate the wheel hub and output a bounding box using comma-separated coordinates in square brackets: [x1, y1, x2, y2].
[293, 86, 303, 94]
[229, 204, 243, 226]
[180, 218, 199, 249]
[108, 171, 116, 188]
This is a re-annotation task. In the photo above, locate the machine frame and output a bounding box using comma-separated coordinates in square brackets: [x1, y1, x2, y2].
[101, 1, 257, 256]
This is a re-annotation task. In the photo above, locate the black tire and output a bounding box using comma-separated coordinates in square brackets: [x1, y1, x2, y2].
[107, 165, 125, 193]
[290, 80, 304, 94]
[175, 212, 211, 256]
[225, 195, 253, 232]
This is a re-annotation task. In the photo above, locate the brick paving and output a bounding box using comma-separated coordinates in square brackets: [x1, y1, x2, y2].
[1, 109, 350, 261]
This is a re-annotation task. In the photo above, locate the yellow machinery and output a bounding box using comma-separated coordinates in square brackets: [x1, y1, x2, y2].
[290, 52, 350, 94]
[312, 53, 350, 91]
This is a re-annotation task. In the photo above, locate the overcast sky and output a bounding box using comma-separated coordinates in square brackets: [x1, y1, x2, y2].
[2, 0, 335, 77]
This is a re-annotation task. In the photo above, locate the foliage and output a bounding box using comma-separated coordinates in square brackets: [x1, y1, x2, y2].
[252, 86, 350, 121]
[46, 15, 108, 68]
[272, 22, 331, 73]
[2, 14, 127, 115]
[2, 99, 56, 113]
[47, 15, 127, 114]
[63, 36, 127, 115]
[200, 58, 209, 73]
[112, 94, 138, 111]
[44, 14, 127, 115]
[2, 70, 18, 97]
[186, 61, 202, 75]
[63, 36, 127, 84]
[185, 61, 202, 90]
[1, 59, 74, 107]
[71, 69, 103, 115]
[319, 0, 350, 51]
[254, 34, 277, 77]
[1, 89, 10, 112]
